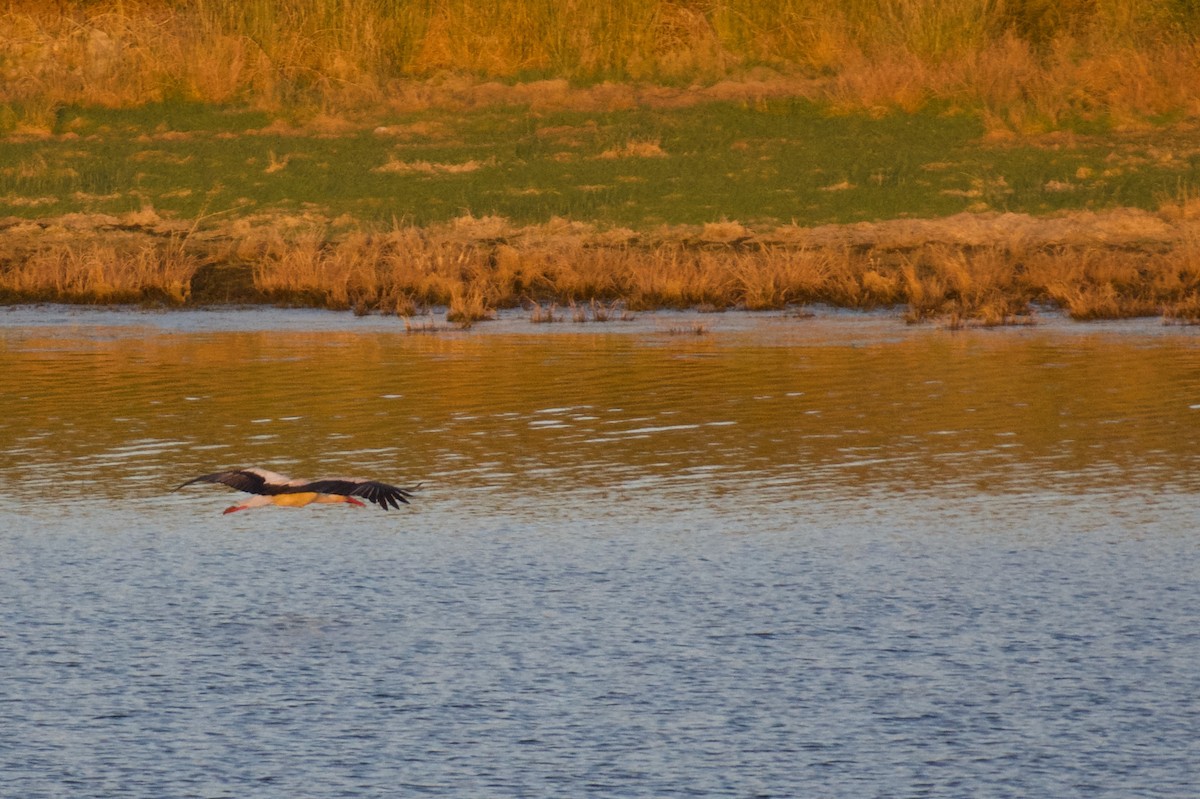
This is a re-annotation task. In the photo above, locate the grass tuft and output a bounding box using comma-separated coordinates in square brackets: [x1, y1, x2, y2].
[528, 301, 561, 323]
[446, 283, 494, 328]
[668, 322, 709, 335]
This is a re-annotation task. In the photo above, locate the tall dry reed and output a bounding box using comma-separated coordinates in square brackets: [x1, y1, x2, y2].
[1, 1, 1198, 126]
[6, 212, 1200, 323]
[178, 214, 1200, 323]
[0, 237, 194, 303]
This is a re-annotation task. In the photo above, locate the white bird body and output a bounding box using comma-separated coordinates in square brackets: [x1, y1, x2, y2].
[176, 467, 418, 514]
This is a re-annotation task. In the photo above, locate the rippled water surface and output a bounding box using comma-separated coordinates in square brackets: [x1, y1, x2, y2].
[2, 306, 1199, 797]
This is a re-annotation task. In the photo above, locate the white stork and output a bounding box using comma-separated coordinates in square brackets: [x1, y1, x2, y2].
[176, 467, 418, 514]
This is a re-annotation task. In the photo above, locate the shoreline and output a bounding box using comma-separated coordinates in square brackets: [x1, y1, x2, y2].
[3, 206, 1200, 326]
[5, 297, 1193, 338]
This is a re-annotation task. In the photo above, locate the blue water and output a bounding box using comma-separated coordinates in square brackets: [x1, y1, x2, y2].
[5, 499, 1198, 797]
[2, 308, 1199, 797]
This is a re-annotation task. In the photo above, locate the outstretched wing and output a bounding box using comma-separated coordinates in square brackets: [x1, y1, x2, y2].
[296, 479, 418, 510]
[175, 468, 291, 496]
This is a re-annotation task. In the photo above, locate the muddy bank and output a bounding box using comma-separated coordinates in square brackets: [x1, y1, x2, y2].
[2, 207, 1199, 324]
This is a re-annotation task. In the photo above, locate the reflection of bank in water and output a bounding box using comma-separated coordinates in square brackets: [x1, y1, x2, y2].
[1, 306, 1197, 510]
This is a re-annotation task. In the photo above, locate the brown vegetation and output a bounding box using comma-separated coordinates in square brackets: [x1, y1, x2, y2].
[4, 205, 1200, 325]
[2, 1, 1199, 133]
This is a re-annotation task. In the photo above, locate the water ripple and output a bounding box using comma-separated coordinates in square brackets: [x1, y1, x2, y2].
[2, 309, 1200, 797]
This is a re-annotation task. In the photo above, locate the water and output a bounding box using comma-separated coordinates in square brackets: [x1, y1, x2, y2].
[2, 306, 1199, 797]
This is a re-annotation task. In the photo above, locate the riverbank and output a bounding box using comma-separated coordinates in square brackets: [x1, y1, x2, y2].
[3, 205, 1199, 326]
[3, 74, 1198, 326]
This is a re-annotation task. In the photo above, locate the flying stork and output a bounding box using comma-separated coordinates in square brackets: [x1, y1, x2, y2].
[176, 467, 418, 514]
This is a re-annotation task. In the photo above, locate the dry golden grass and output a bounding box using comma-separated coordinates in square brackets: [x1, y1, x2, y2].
[667, 322, 709, 336]
[568, 298, 631, 323]
[445, 285, 493, 327]
[597, 140, 668, 160]
[527, 302, 561, 323]
[897, 245, 1035, 324]
[1, 2, 1198, 130]
[1020, 248, 1167, 320]
[0, 236, 195, 304]
[371, 157, 493, 175]
[6, 210, 1200, 325]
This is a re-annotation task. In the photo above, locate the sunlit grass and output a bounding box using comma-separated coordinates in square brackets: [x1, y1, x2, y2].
[2, 100, 1197, 229]
[6, 210, 1200, 325]
[0, 236, 195, 305]
[445, 284, 495, 328]
[2, 0, 1198, 130]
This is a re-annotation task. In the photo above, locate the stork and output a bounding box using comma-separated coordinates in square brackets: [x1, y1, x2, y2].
[176, 467, 418, 514]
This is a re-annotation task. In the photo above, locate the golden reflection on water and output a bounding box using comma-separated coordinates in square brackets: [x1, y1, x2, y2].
[3, 312, 1200, 507]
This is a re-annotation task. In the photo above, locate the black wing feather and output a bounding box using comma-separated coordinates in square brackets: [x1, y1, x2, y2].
[298, 479, 416, 510]
[174, 469, 285, 495]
